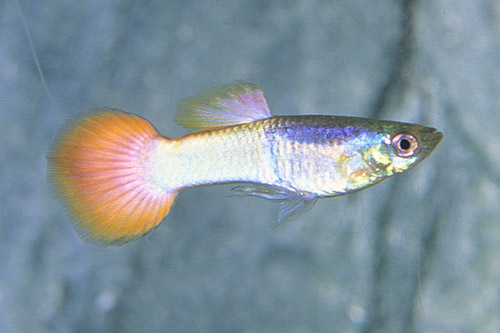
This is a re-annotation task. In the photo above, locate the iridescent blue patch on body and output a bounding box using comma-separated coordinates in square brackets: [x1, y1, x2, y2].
[268, 120, 370, 145]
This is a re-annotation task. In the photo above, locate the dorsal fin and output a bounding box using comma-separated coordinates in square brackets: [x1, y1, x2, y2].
[175, 81, 273, 130]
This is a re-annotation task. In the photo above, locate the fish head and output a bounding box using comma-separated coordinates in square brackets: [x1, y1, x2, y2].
[382, 122, 443, 175]
[361, 121, 442, 177]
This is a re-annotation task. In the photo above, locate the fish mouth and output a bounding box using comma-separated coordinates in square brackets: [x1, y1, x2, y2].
[429, 128, 443, 145]
[419, 128, 443, 156]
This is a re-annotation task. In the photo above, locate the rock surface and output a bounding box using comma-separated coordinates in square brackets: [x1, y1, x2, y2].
[1, 0, 499, 331]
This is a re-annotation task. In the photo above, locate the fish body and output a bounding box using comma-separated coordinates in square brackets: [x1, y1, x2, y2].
[49, 82, 442, 245]
[151, 115, 435, 196]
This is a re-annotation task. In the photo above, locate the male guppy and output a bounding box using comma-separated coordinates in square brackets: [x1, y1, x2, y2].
[49, 81, 442, 246]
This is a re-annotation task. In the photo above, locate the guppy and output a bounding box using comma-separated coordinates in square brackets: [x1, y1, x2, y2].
[49, 81, 442, 246]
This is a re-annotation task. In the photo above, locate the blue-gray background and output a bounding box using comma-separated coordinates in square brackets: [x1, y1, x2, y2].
[2, 0, 499, 332]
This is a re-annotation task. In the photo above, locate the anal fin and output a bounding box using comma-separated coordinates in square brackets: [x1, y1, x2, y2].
[231, 184, 318, 224]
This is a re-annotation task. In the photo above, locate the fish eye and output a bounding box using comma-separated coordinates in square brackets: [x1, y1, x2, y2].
[392, 133, 418, 157]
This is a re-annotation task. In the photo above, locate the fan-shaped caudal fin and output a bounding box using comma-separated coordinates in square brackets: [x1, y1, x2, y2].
[48, 108, 177, 246]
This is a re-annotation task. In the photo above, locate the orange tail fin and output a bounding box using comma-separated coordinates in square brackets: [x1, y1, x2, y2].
[48, 108, 177, 246]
